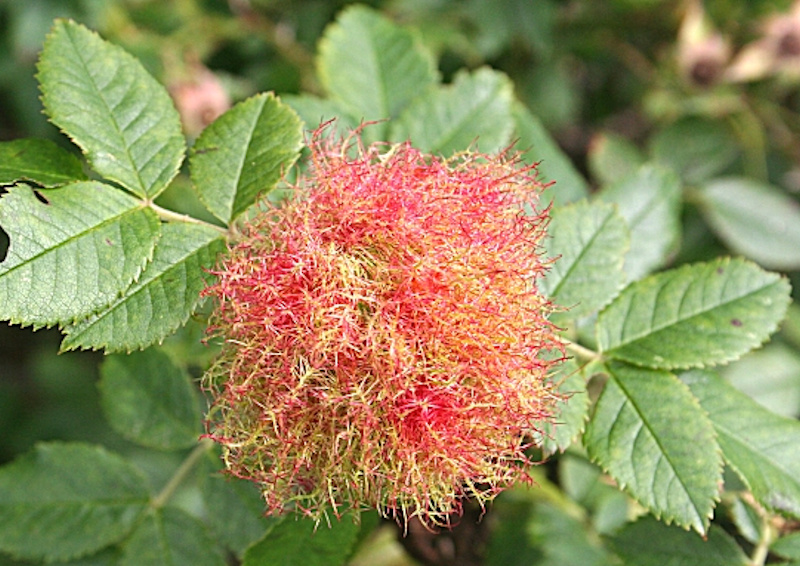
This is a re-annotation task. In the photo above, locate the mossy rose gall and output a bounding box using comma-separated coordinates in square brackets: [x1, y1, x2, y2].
[202, 125, 564, 527]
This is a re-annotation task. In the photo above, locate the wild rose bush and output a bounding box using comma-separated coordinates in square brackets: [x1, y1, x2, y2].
[0, 4, 799, 566]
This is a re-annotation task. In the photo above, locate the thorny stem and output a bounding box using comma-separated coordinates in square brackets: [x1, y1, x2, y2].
[151, 438, 216, 509]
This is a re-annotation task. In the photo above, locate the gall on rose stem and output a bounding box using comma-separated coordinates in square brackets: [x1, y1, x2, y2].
[201, 124, 566, 529]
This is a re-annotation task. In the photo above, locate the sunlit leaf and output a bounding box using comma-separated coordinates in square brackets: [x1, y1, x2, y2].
[536, 359, 590, 456]
[391, 67, 514, 155]
[38, 20, 185, 198]
[584, 362, 721, 533]
[318, 5, 438, 140]
[682, 369, 800, 519]
[596, 164, 681, 280]
[597, 257, 791, 369]
[190, 92, 303, 224]
[0, 181, 160, 328]
[543, 200, 629, 319]
[61, 222, 225, 353]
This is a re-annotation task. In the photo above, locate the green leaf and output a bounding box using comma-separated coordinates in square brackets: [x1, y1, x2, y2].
[682, 369, 800, 519]
[202, 471, 273, 557]
[537, 359, 590, 455]
[772, 532, 800, 560]
[0, 138, 86, 187]
[391, 67, 514, 155]
[721, 342, 800, 418]
[513, 103, 589, 205]
[485, 496, 614, 566]
[0, 442, 149, 562]
[190, 92, 303, 224]
[54, 549, 120, 565]
[596, 165, 682, 280]
[649, 116, 738, 184]
[120, 507, 225, 566]
[99, 348, 201, 450]
[37, 20, 185, 198]
[558, 455, 630, 535]
[597, 257, 791, 369]
[0, 181, 161, 327]
[61, 222, 225, 353]
[583, 362, 721, 533]
[587, 131, 645, 186]
[610, 515, 749, 566]
[542, 200, 629, 319]
[243, 515, 361, 566]
[283, 94, 360, 134]
[318, 5, 438, 139]
[696, 177, 800, 271]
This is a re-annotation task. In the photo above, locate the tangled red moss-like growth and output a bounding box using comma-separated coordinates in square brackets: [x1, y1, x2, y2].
[203, 126, 564, 527]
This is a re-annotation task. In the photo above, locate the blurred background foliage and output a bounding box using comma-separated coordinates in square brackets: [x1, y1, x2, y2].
[3, 0, 800, 563]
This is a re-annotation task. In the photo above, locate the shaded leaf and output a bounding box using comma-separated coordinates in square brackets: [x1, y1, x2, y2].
[542, 200, 629, 319]
[772, 532, 800, 560]
[38, 20, 184, 198]
[0, 138, 86, 187]
[318, 5, 438, 140]
[537, 359, 590, 455]
[584, 362, 721, 533]
[202, 470, 273, 557]
[0, 181, 160, 328]
[391, 67, 513, 155]
[682, 369, 800, 519]
[721, 342, 800, 418]
[558, 455, 631, 535]
[696, 177, 800, 271]
[513, 103, 589, 205]
[649, 117, 738, 184]
[0, 442, 149, 562]
[190, 92, 303, 224]
[610, 515, 748, 566]
[597, 164, 682, 280]
[61, 222, 225, 353]
[597, 257, 790, 369]
[120, 507, 224, 566]
[283, 94, 360, 135]
[486, 498, 615, 566]
[99, 348, 201, 450]
[588, 131, 645, 186]
[243, 515, 361, 566]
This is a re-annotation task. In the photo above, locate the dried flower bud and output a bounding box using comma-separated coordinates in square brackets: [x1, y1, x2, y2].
[202, 125, 564, 528]
[727, 0, 800, 82]
[677, 1, 731, 87]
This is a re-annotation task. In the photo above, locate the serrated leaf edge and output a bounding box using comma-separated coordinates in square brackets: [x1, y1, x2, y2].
[584, 364, 723, 534]
[598, 257, 792, 370]
[60, 231, 224, 353]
